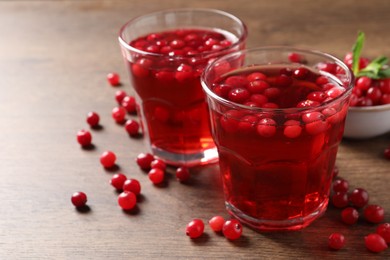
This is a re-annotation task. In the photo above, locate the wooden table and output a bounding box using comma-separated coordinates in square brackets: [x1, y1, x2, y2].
[1, 1, 389, 259]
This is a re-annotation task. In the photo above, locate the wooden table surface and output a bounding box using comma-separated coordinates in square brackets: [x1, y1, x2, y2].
[1, 1, 389, 259]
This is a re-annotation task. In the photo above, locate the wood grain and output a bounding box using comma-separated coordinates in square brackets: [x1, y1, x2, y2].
[0, 1, 389, 259]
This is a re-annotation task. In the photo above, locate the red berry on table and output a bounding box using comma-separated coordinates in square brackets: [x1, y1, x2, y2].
[107, 72, 120, 86]
[121, 96, 137, 114]
[124, 119, 140, 136]
[186, 219, 204, 239]
[364, 233, 388, 253]
[110, 173, 127, 190]
[376, 223, 390, 243]
[117, 191, 136, 210]
[71, 192, 87, 207]
[115, 90, 127, 104]
[86, 112, 100, 127]
[341, 207, 359, 225]
[348, 188, 369, 208]
[384, 146, 390, 160]
[328, 233, 345, 250]
[77, 129, 92, 146]
[100, 151, 116, 168]
[222, 219, 243, 240]
[332, 192, 349, 208]
[209, 216, 225, 232]
[136, 153, 155, 171]
[332, 178, 349, 193]
[364, 205, 385, 224]
[150, 159, 166, 171]
[122, 178, 141, 196]
[176, 167, 190, 182]
[112, 106, 126, 123]
[148, 168, 164, 184]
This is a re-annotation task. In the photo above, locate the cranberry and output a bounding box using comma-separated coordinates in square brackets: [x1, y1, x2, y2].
[328, 233, 345, 250]
[148, 168, 164, 184]
[124, 119, 140, 136]
[100, 151, 116, 168]
[77, 130, 92, 147]
[356, 96, 374, 107]
[384, 146, 390, 160]
[326, 87, 345, 99]
[136, 153, 155, 171]
[296, 100, 320, 108]
[381, 93, 390, 105]
[222, 219, 243, 240]
[110, 173, 127, 190]
[302, 111, 324, 123]
[256, 118, 276, 138]
[288, 52, 304, 63]
[364, 205, 385, 224]
[307, 91, 327, 102]
[366, 87, 382, 105]
[332, 178, 349, 193]
[176, 167, 190, 182]
[175, 63, 195, 82]
[356, 76, 372, 92]
[220, 110, 240, 133]
[379, 79, 390, 94]
[123, 178, 141, 195]
[247, 80, 270, 94]
[86, 112, 100, 127]
[341, 207, 359, 225]
[238, 115, 258, 134]
[275, 74, 293, 87]
[332, 166, 339, 178]
[283, 120, 302, 139]
[225, 76, 249, 88]
[71, 191, 87, 207]
[376, 223, 390, 243]
[154, 106, 170, 122]
[332, 192, 348, 208]
[348, 188, 369, 208]
[263, 87, 281, 99]
[247, 72, 267, 81]
[132, 59, 151, 78]
[213, 84, 232, 98]
[121, 96, 137, 114]
[150, 159, 166, 171]
[107, 72, 120, 86]
[364, 234, 388, 253]
[293, 67, 309, 79]
[318, 62, 337, 74]
[316, 76, 329, 85]
[228, 88, 250, 104]
[117, 191, 136, 210]
[250, 94, 268, 105]
[305, 119, 328, 135]
[209, 216, 225, 232]
[186, 219, 204, 239]
[112, 106, 126, 123]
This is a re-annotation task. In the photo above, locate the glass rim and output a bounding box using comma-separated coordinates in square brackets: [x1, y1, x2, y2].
[201, 46, 355, 113]
[118, 8, 248, 59]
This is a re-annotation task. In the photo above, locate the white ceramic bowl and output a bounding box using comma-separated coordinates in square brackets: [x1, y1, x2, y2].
[343, 103, 390, 139]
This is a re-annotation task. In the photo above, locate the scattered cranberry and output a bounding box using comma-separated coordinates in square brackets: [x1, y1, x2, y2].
[150, 159, 166, 171]
[332, 178, 349, 193]
[121, 96, 137, 114]
[86, 112, 100, 127]
[107, 72, 120, 86]
[148, 168, 164, 184]
[136, 153, 155, 171]
[222, 219, 243, 240]
[348, 188, 369, 208]
[122, 178, 141, 195]
[71, 191, 87, 207]
[376, 223, 390, 243]
[209, 216, 225, 232]
[328, 233, 345, 250]
[384, 146, 390, 160]
[186, 219, 204, 239]
[125, 119, 140, 136]
[110, 173, 127, 190]
[332, 192, 349, 208]
[364, 233, 388, 253]
[77, 129, 92, 146]
[100, 151, 116, 168]
[341, 207, 359, 225]
[364, 205, 385, 224]
[176, 167, 190, 182]
[117, 191, 136, 210]
[115, 90, 127, 104]
[112, 106, 126, 123]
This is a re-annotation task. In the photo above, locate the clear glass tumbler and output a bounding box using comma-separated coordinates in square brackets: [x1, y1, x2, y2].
[201, 47, 354, 231]
[119, 9, 247, 166]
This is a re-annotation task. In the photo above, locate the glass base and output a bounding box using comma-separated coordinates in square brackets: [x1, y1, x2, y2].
[226, 199, 328, 231]
[151, 145, 219, 167]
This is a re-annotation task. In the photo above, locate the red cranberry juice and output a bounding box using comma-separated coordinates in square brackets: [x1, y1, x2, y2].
[208, 65, 350, 229]
[128, 29, 236, 158]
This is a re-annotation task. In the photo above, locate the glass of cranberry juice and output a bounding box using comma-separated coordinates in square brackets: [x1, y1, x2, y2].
[118, 9, 247, 166]
[201, 47, 354, 231]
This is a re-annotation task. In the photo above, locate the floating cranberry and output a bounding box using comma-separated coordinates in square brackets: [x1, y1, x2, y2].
[77, 130, 92, 147]
[86, 112, 100, 127]
[125, 119, 140, 136]
[288, 52, 304, 63]
[213, 84, 232, 98]
[225, 76, 249, 88]
[328, 233, 345, 250]
[117, 191, 136, 210]
[376, 223, 390, 243]
[283, 120, 302, 139]
[209, 216, 225, 232]
[305, 119, 328, 135]
[136, 153, 155, 171]
[264, 87, 281, 99]
[349, 188, 369, 208]
[176, 167, 190, 182]
[296, 100, 320, 108]
[186, 219, 204, 239]
[148, 168, 164, 184]
[341, 207, 359, 225]
[107, 72, 120, 86]
[132, 58, 152, 78]
[121, 96, 137, 114]
[154, 106, 170, 123]
[222, 219, 243, 240]
[220, 110, 240, 133]
[332, 178, 349, 193]
[332, 192, 348, 208]
[247, 72, 267, 81]
[307, 91, 327, 102]
[100, 151, 116, 168]
[256, 118, 276, 138]
[228, 88, 250, 104]
[122, 178, 141, 195]
[364, 234, 388, 253]
[293, 67, 309, 79]
[250, 94, 268, 106]
[364, 205, 385, 224]
[150, 159, 166, 171]
[71, 192, 87, 207]
[237, 115, 258, 134]
[247, 80, 270, 94]
[110, 173, 127, 190]
[275, 74, 293, 87]
[112, 107, 126, 123]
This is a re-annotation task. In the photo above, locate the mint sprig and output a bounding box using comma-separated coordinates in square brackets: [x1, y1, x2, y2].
[351, 31, 390, 79]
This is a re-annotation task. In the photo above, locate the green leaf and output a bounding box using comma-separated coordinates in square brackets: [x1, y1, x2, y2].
[357, 56, 389, 79]
[378, 67, 390, 78]
[352, 32, 365, 75]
